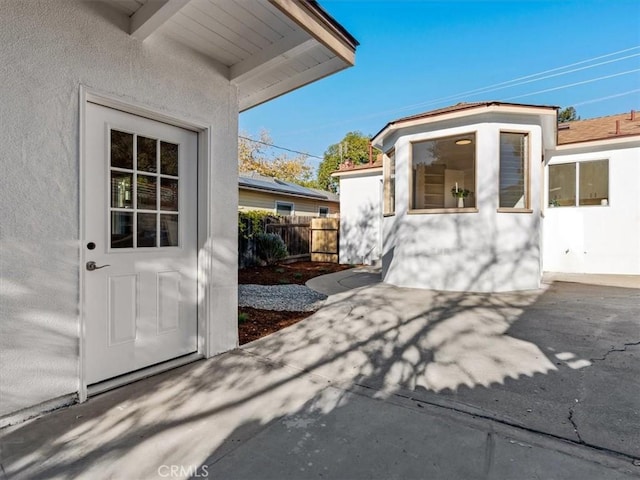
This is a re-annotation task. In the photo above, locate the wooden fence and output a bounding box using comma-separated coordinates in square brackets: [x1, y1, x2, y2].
[239, 215, 312, 268]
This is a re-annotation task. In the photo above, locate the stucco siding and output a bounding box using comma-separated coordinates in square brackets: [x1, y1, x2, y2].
[0, 0, 238, 418]
[239, 189, 339, 217]
[338, 173, 382, 265]
[383, 121, 544, 292]
[543, 145, 640, 274]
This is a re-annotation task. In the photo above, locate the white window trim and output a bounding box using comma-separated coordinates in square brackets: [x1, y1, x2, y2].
[275, 201, 294, 216]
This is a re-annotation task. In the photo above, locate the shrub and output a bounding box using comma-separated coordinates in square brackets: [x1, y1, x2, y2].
[238, 312, 249, 324]
[255, 232, 288, 266]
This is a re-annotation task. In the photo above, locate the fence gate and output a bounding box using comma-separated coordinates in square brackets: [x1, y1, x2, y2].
[311, 218, 339, 263]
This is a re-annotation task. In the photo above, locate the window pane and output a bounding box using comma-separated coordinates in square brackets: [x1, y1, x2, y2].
[579, 160, 608, 206]
[137, 136, 157, 173]
[160, 214, 179, 247]
[160, 178, 178, 211]
[319, 207, 329, 218]
[111, 212, 133, 248]
[137, 213, 157, 247]
[549, 164, 576, 207]
[383, 150, 396, 214]
[412, 134, 475, 209]
[111, 172, 133, 208]
[111, 130, 133, 169]
[137, 175, 157, 210]
[499, 133, 527, 208]
[276, 203, 292, 216]
[160, 141, 179, 176]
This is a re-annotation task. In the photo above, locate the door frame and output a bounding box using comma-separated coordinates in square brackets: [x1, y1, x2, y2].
[78, 86, 212, 401]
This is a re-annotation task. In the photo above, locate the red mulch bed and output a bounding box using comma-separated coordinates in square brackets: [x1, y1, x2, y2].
[238, 261, 352, 345]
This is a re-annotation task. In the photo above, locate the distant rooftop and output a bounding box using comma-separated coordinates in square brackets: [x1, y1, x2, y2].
[558, 110, 640, 145]
[239, 172, 339, 202]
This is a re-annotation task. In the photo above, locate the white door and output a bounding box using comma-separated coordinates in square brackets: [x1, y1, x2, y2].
[84, 103, 198, 385]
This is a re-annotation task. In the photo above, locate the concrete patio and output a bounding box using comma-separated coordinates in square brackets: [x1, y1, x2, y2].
[1, 272, 639, 479]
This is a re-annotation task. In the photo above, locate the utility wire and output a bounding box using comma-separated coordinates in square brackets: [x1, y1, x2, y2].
[504, 68, 640, 100]
[238, 135, 323, 160]
[572, 88, 640, 107]
[277, 45, 640, 136]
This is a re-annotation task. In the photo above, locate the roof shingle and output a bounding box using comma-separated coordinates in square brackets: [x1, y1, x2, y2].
[558, 111, 640, 144]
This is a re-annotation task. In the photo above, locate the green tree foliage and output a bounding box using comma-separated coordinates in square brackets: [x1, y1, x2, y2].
[558, 106, 580, 123]
[316, 131, 379, 192]
[239, 130, 315, 186]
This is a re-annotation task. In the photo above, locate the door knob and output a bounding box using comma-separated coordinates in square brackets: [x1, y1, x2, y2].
[86, 261, 110, 271]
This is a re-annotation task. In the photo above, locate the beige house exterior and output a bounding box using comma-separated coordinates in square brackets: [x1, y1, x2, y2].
[239, 173, 339, 217]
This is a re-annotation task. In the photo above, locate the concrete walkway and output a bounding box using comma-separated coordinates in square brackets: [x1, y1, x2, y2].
[1, 271, 639, 479]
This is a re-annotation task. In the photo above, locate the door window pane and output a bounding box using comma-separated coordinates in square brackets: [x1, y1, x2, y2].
[160, 178, 178, 211]
[137, 175, 157, 210]
[499, 133, 527, 208]
[549, 164, 576, 207]
[412, 133, 476, 210]
[137, 213, 157, 247]
[111, 172, 133, 208]
[161, 141, 179, 176]
[137, 136, 157, 173]
[111, 130, 133, 169]
[160, 214, 179, 247]
[111, 212, 133, 248]
[579, 160, 608, 206]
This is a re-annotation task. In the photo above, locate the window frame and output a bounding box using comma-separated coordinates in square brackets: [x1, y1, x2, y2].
[383, 148, 396, 216]
[497, 130, 532, 213]
[547, 159, 610, 208]
[408, 131, 478, 214]
[318, 206, 329, 217]
[275, 201, 294, 216]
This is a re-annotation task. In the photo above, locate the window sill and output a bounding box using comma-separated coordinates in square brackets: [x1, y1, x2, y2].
[497, 208, 533, 213]
[408, 208, 479, 215]
[383, 212, 396, 217]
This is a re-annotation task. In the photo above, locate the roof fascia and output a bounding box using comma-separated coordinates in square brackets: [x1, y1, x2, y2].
[331, 167, 383, 178]
[555, 134, 640, 151]
[239, 185, 337, 202]
[372, 104, 557, 148]
[269, 0, 357, 66]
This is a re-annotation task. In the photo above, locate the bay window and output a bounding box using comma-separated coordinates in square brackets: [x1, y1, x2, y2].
[411, 133, 476, 211]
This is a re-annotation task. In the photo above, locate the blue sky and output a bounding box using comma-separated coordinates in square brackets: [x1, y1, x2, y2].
[240, 0, 640, 169]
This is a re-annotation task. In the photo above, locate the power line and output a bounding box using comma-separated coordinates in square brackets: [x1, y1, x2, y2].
[572, 88, 640, 107]
[277, 45, 640, 137]
[238, 135, 323, 160]
[504, 68, 640, 100]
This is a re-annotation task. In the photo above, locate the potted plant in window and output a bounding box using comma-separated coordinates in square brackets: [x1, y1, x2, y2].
[451, 184, 470, 208]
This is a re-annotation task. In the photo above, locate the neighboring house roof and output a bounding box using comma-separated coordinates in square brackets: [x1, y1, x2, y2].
[558, 111, 640, 145]
[371, 101, 558, 146]
[331, 156, 383, 177]
[107, 0, 358, 112]
[239, 172, 338, 202]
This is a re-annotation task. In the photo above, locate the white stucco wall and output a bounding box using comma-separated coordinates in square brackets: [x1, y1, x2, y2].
[543, 144, 640, 274]
[337, 172, 383, 265]
[0, 0, 238, 418]
[382, 121, 544, 292]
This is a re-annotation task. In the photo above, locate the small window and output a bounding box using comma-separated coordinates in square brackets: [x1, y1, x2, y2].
[499, 132, 528, 209]
[318, 206, 329, 218]
[548, 163, 576, 207]
[548, 160, 609, 207]
[411, 133, 476, 211]
[276, 202, 293, 216]
[383, 149, 395, 215]
[579, 160, 608, 206]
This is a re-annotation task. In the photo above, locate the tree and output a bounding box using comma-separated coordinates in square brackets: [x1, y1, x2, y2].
[316, 131, 379, 192]
[558, 106, 580, 123]
[239, 130, 314, 186]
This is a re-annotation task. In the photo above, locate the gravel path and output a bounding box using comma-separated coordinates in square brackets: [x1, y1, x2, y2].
[239, 284, 327, 312]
